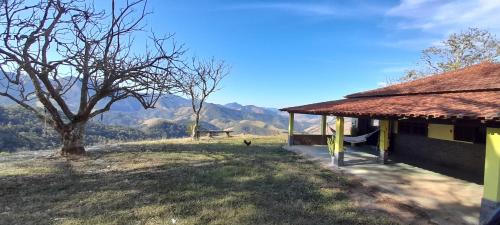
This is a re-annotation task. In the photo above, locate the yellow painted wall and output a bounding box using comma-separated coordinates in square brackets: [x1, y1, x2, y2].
[428, 124, 454, 141]
[484, 128, 500, 202]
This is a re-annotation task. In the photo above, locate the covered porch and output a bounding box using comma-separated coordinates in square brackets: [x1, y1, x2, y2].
[284, 144, 483, 225]
[285, 111, 499, 224]
[280, 63, 500, 224]
[286, 113, 389, 166]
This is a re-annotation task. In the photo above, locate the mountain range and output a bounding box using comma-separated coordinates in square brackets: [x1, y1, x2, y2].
[0, 74, 321, 136]
[98, 95, 321, 136]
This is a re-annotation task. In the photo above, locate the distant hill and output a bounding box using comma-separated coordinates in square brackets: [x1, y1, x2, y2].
[96, 95, 319, 135]
[0, 106, 151, 151]
[0, 74, 321, 138]
[139, 118, 189, 138]
[303, 117, 354, 135]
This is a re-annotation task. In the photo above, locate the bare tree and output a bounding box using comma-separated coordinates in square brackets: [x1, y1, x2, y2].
[0, 0, 183, 155]
[178, 58, 229, 140]
[399, 28, 500, 82]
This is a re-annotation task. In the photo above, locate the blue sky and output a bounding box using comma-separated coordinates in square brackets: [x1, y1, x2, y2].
[139, 0, 500, 108]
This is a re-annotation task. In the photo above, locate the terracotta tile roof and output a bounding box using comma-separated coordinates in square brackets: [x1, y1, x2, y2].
[346, 62, 500, 98]
[281, 62, 500, 122]
[281, 91, 500, 121]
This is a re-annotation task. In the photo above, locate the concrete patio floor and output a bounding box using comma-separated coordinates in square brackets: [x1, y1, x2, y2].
[284, 145, 483, 225]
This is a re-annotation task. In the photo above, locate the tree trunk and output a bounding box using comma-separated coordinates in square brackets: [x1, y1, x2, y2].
[191, 115, 200, 140]
[60, 122, 86, 155]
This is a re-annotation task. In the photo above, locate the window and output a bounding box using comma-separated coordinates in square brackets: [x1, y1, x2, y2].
[398, 120, 427, 136]
[454, 124, 486, 143]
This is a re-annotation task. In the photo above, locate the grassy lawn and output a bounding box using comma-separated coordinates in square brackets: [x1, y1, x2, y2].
[0, 135, 399, 225]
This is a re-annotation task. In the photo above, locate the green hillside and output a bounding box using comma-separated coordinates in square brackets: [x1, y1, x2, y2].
[0, 106, 188, 152]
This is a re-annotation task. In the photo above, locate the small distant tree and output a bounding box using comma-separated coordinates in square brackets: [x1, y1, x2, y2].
[178, 58, 229, 140]
[397, 69, 422, 83]
[400, 28, 500, 82]
[0, 0, 183, 155]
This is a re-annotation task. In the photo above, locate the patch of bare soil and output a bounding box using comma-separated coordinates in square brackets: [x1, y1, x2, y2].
[340, 171, 437, 225]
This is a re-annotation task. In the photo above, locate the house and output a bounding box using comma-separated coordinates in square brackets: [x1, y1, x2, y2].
[280, 62, 500, 224]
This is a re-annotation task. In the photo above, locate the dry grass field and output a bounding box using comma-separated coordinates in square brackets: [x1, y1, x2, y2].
[0, 135, 399, 225]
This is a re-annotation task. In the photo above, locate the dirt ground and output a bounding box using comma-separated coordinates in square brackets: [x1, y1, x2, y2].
[285, 145, 482, 225]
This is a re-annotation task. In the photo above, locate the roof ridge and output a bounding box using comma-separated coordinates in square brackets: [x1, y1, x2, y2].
[346, 62, 500, 98]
